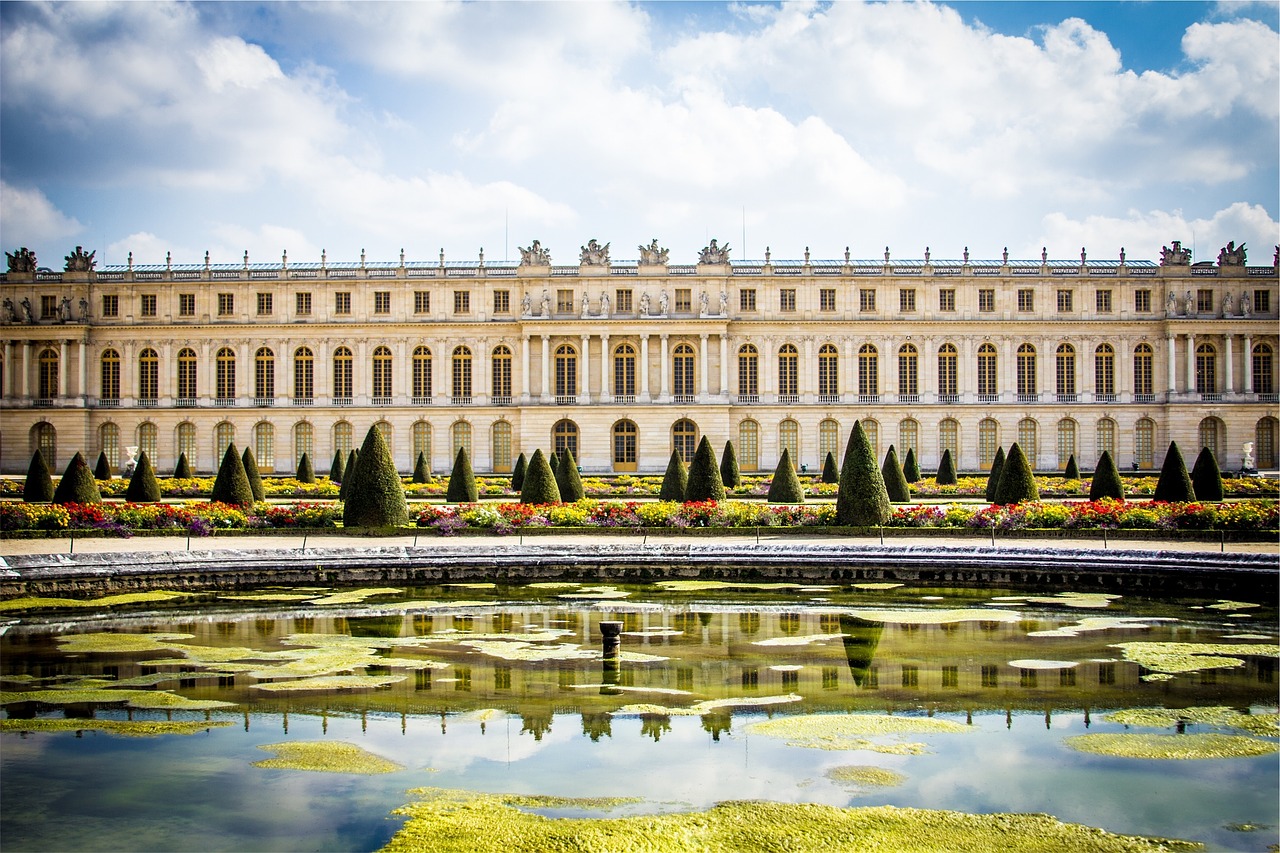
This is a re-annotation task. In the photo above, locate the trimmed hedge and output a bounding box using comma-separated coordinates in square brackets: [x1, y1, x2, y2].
[93, 451, 113, 481]
[720, 441, 741, 490]
[902, 447, 920, 484]
[54, 452, 103, 505]
[210, 443, 254, 508]
[554, 446, 586, 502]
[124, 451, 161, 503]
[821, 451, 840, 484]
[342, 424, 409, 528]
[445, 446, 480, 503]
[297, 452, 316, 484]
[686, 436, 726, 502]
[412, 451, 431, 484]
[242, 447, 266, 502]
[658, 450, 688, 502]
[993, 442, 1039, 505]
[511, 452, 528, 492]
[935, 449, 957, 486]
[520, 449, 560, 504]
[983, 446, 1005, 503]
[1190, 447, 1224, 502]
[766, 448, 805, 503]
[1089, 449, 1124, 501]
[835, 420, 890, 526]
[1154, 441, 1195, 502]
[173, 452, 193, 480]
[881, 445, 911, 503]
[1064, 454, 1080, 480]
[338, 450, 358, 501]
[23, 450, 54, 503]
[330, 450, 345, 482]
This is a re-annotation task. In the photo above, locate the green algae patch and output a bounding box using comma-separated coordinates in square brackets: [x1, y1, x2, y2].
[444, 583, 497, 589]
[851, 582, 904, 590]
[380, 787, 1201, 853]
[1104, 707, 1280, 737]
[526, 582, 581, 590]
[850, 608, 1021, 625]
[1008, 660, 1079, 670]
[0, 718, 233, 737]
[0, 687, 234, 711]
[753, 633, 845, 647]
[1064, 733, 1278, 760]
[306, 587, 404, 606]
[218, 593, 314, 602]
[1110, 641, 1280, 678]
[654, 581, 809, 592]
[556, 585, 631, 600]
[748, 713, 969, 752]
[825, 765, 907, 787]
[254, 741, 403, 774]
[613, 694, 803, 717]
[1029, 617, 1173, 638]
[1206, 600, 1261, 610]
[251, 675, 407, 692]
[57, 632, 196, 654]
[0, 591, 191, 613]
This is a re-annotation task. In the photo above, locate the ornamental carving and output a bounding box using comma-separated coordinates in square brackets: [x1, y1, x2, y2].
[637, 239, 669, 265]
[64, 246, 97, 272]
[1159, 241, 1191, 266]
[6, 247, 37, 273]
[579, 238, 610, 266]
[1217, 241, 1246, 266]
[518, 240, 550, 266]
[698, 239, 730, 264]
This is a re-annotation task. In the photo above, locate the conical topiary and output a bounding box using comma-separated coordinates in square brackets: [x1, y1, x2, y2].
[821, 451, 840, 484]
[519, 449, 560, 504]
[1153, 441, 1195, 502]
[173, 452, 193, 479]
[53, 452, 102, 504]
[902, 447, 921, 483]
[511, 452, 528, 492]
[412, 451, 431, 484]
[93, 450, 113, 480]
[719, 441, 741, 490]
[242, 447, 265, 502]
[330, 450, 345, 482]
[445, 446, 479, 503]
[554, 446, 585, 502]
[1190, 447, 1224, 502]
[548, 451, 560, 475]
[23, 449, 54, 502]
[338, 450, 358, 501]
[1088, 449, 1125, 501]
[658, 450, 688, 502]
[297, 452, 316, 484]
[685, 436, 725, 502]
[935, 448, 957, 485]
[835, 420, 891, 526]
[124, 451, 161, 503]
[210, 442, 254, 508]
[993, 442, 1039, 506]
[881, 445, 911, 503]
[1064, 454, 1080, 480]
[983, 446, 1006, 503]
[766, 448, 805, 503]
[342, 424, 409, 528]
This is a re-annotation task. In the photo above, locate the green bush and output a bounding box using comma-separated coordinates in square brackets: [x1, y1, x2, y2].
[1153, 441, 1195, 502]
[548, 451, 560, 475]
[766, 448, 805, 503]
[686, 436, 726, 502]
[835, 420, 890, 526]
[338, 450, 358, 501]
[242, 447, 266, 502]
[658, 450, 688, 502]
[93, 451, 113, 480]
[902, 447, 920, 484]
[53, 452, 103, 505]
[821, 451, 840, 484]
[124, 451, 161, 503]
[1063, 454, 1080, 480]
[719, 441, 741, 490]
[342, 425, 409, 528]
[511, 452, 528, 492]
[173, 452, 193, 480]
[983, 447, 1005, 503]
[330, 450, 345, 482]
[445, 446, 479, 503]
[554, 446, 586, 502]
[1089, 449, 1124, 501]
[881, 445, 911, 503]
[412, 451, 431, 484]
[993, 442, 1039, 505]
[23, 450, 54, 503]
[520, 449, 561, 504]
[1190, 447, 1224, 502]
[935, 449, 957, 485]
[210, 443, 254, 508]
[297, 452, 316, 484]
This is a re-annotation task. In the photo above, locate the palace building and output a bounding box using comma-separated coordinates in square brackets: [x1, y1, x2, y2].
[2, 239, 1276, 478]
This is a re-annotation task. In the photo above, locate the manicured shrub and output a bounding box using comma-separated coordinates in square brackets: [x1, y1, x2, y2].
[902, 447, 921, 484]
[821, 451, 840, 484]
[339, 450, 358, 501]
[983, 446, 1005, 503]
[1190, 447, 1224, 502]
[53, 452, 102, 505]
[297, 452, 316, 484]
[766, 448, 805, 503]
[1063, 454, 1080, 480]
[342, 425, 409, 528]
[686, 436, 726, 502]
[993, 442, 1039, 505]
[210, 442, 254, 508]
[445, 446, 479, 503]
[124, 451, 161, 503]
[520, 449, 561, 504]
[242, 447, 265, 502]
[23, 450, 54, 503]
[881, 445, 911, 503]
[329, 450, 345, 482]
[93, 451, 113, 480]
[555, 446, 586, 502]
[511, 452, 528, 492]
[658, 450, 688, 502]
[549, 451, 560, 474]
[412, 451, 431, 484]
[835, 420, 890, 526]
[1153, 441, 1195, 502]
[1089, 449, 1124, 501]
[719, 441, 741, 490]
[935, 449, 957, 485]
[173, 452, 193, 480]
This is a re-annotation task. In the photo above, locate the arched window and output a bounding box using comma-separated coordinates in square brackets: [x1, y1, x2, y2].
[294, 422, 314, 471]
[1257, 417, 1277, 469]
[938, 343, 958, 398]
[1094, 344, 1115, 398]
[411, 421, 432, 469]
[672, 342, 695, 400]
[371, 346, 393, 401]
[1253, 343, 1274, 395]
[452, 421, 473, 459]
[99, 422, 120, 469]
[293, 347, 313, 402]
[778, 344, 798, 400]
[1195, 343, 1216, 394]
[412, 346, 432, 402]
[177, 348, 198, 401]
[137, 422, 158, 464]
[333, 421, 353, 459]
[857, 344, 879, 398]
[612, 420, 638, 472]
[978, 418, 999, 470]
[1018, 418, 1039, 469]
[1016, 344, 1037, 398]
[491, 345, 512, 401]
[492, 421, 512, 472]
[1057, 419, 1077, 470]
[332, 347, 353, 400]
[819, 344, 840, 399]
[977, 343, 997, 398]
[898, 419, 919, 461]
[214, 422, 235, 461]
[738, 420, 760, 471]
[819, 419, 842, 464]
[861, 419, 879, 459]
[1096, 418, 1116, 461]
[32, 422, 57, 467]
[738, 344, 759, 399]
[553, 344, 577, 400]
[215, 347, 236, 401]
[452, 346, 473, 401]
[938, 418, 958, 463]
[1133, 344, 1153, 397]
[613, 343, 636, 399]
[254, 347, 274, 401]
[672, 418, 698, 463]
[1198, 417, 1222, 463]
[779, 418, 799, 463]
[1135, 418, 1155, 469]
[1055, 344, 1075, 398]
[100, 349, 121, 402]
[552, 419, 578, 459]
[176, 422, 196, 470]
[374, 420, 392, 450]
[38, 348, 58, 399]
[897, 344, 918, 398]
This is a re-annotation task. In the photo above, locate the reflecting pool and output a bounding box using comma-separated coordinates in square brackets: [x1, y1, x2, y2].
[2, 580, 1277, 851]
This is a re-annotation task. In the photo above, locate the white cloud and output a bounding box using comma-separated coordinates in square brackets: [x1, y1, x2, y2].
[0, 181, 82, 248]
[1036, 202, 1279, 263]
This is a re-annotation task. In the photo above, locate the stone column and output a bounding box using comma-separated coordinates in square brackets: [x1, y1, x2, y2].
[639, 334, 650, 402]
[1002, 338, 1013, 402]
[762, 336, 774, 399]
[699, 334, 709, 402]
[521, 335, 531, 402]
[719, 334, 729, 400]
[1185, 333, 1195, 394]
[659, 333, 670, 400]
[579, 334, 591, 404]
[396, 341, 407, 405]
[1244, 334, 1253, 393]
[1166, 334, 1176, 394]
[802, 337, 813, 402]
[22, 342, 31, 398]
[921, 336, 934, 402]
[124, 341, 136, 404]
[842, 338, 854, 402]
[59, 340, 69, 400]
[960, 338, 973, 401]
[2, 340, 12, 398]
[160, 343, 172, 402]
[79, 339, 89, 401]
[240, 341, 251, 402]
[599, 333, 611, 403]
[354, 341, 366, 403]
[1224, 334, 1234, 394]
[479, 339, 490, 405]
[541, 336, 551, 402]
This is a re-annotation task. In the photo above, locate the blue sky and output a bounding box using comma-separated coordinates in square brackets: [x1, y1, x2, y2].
[2, 1, 1276, 269]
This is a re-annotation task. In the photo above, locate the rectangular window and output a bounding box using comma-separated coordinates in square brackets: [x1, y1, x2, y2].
[295, 292, 311, 316]
[140, 294, 157, 317]
[373, 291, 390, 314]
[978, 289, 995, 312]
[40, 295, 57, 319]
[555, 289, 574, 313]
[1095, 289, 1112, 313]
[102, 294, 119, 318]
[938, 289, 955, 312]
[1254, 289, 1271, 313]
[217, 293, 234, 316]
[859, 288, 876, 312]
[454, 290, 470, 314]
[899, 288, 916, 312]
[615, 289, 632, 312]
[779, 289, 796, 312]
[739, 289, 756, 311]
[254, 292, 271, 316]
[675, 288, 692, 312]
[1197, 289, 1213, 313]
[334, 292, 351, 315]
[493, 290, 509, 313]
[819, 288, 836, 311]
[1056, 290, 1073, 312]
[1017, 289, 1034, 311]
[1134, 289, 1151, 312]
[414, 291, 430, 314]
[178, 293, 195, 317]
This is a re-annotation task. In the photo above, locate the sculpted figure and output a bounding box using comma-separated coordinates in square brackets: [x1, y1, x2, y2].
[579, 239, 610, 266]
[1185, 290, 1193, 314]
[1217, 241, 1247, 266]
[2, 297, 17, 322]
[79, 298, 89, 322]
[719, 290, 728, 314]
[698, 239, 730, 265]
[521, 293, 532, 316]
[581, 291, 590, 316]
[699, 290, 709, 314]
[20, 297, 34, 323]
[540, 289, 551, 317]
[6, 247, 37, 273]
[519, 240, 551, 266]
[639, 291, 651, 316]
[1240, 291, 1251, 316]
[659, 290, 669, 314]
[638, 239, 669, 265]
[1166, 290, 1177, 313]
[1222, 292, 1233, 316]
[600, 291, 610, 316]
[59, 296, 73, 322]
[64, 246, 96, 272]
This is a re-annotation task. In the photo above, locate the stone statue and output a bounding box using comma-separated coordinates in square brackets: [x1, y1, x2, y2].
[20, 297, 34, 323]
[699, 290, 709, 314]
[1080, 247, 1087, 263]
[638, 239, 669, 265]
[59, 296, 73, 322]
[1240, 291, 1252, 316]
[1242, 441, 1255, 472]
[521, 293, 532, 316]
[1002, 247, 1009, 264]
[844, 247, 851, 263]
[659, 290, 669, 314]
[581, 291, 590, 316]
[1119, 247, 1126, 264]
[884, 246, 890, 263]
[1166, 290, 1177, 314]
[5, 247, 37, 273]
[64, 246, 96, 272]
[719, 290, 728, 314]
[698, 239, 730, 265]
[2, 298, 17, 322]
[1158, 241, 1189, 265]
[924, 247, 930, 263]
[79, 298, 89, 322]
[1041, 247, 1048, 263]
[963, 247, 970, 263]
[1185, 290, 1193, 314]
[1217, 241, 1246, 266]
[579, 238, 610, 266]
[122, 446, 138, 479]
[519, 240, 551, 266]
[1222, 292, 1233, 316]
[1274, 245, 1279, 269]
[540, 289, 551, 317]
[639, 291, 651, 316]
[600, 291, 610, 316]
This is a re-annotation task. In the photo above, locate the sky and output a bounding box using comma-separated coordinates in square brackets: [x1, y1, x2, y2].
[1, 0, 1277, 269]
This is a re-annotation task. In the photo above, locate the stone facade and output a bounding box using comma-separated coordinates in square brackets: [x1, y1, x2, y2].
[2, 243, 1277, 476]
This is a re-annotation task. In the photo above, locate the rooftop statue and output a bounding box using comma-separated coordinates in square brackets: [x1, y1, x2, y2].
[519, 240, 551, 266]
[698, 239, 730, 265]
[6, 247, 37, 273]
[638, 239, 669, 265]
[1160, 241, 1191, 266]
[579, 238, 610, 266]
[64, 246, 97, 272]
[1217, 241, 1246, 266]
